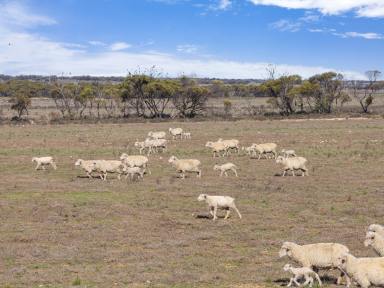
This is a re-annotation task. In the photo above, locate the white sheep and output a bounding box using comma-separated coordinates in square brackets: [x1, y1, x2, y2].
[75, 159, 103, 179]
[218, 138, 240, 154]
[182, 132, 191, 139]
[120, 153, 151, 174]
[336, 252, 384, 288]
[279, 242, 350, 285]
[168, 155, 201, 179]
[364, 231, 384, 256]
[147, 138, 167, 153]
[368, 224, 384, 237]
[282, 149, 297, 158]
[32, 156, 57, 170]
[242, 146, 256, 156]
[123, 166, 146, 181]
[169, 127, 183, 140]
[148, 131, 166, 140]
[251, 143, 277, 159]
[283, 264, 322, 287]
[276, 156, 308, 176]
[93, 160, 125, 181]
[134, 140, 152, 155]
[213, 163, 238, 177]
[197, 194, 242, 221]
[205, 141, 228, 157]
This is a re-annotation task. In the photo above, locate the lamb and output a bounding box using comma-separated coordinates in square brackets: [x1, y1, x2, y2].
[218, 138, 240, 154]
[134, 140, 152, 155]
[205, 141, 228, 157]
[276, 156, 308, 176]
[282, 149, 297, 158]
[32, 156, 57, 170]
[251, 143, 277, 159]
[283, 264, 322, 287]
[123, 166, 146, 181]
[93, 160, 125, 181]
[120, 153, 151, 174]
[197, 194, 242, 221]
[364, 231, 384, 256]
[148, 131, 166, 140]
[213, 163, 238, 177]
[242, 145, 256, 156]
[75, 159, 103, 179]
[182, 132, 191, 139]
[168, 155, 201, 179]
[336, 252, 384, 288]
[169, 127, 183, 140]
[279, 242, 350, 285]
[367, 224, 384, 237]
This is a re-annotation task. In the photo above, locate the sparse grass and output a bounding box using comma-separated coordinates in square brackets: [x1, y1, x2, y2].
[0, 119, 383, 287]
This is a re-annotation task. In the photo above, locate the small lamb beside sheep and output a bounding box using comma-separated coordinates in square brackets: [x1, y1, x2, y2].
[283, 264, 322, 287]
[32, 156, 57, 170]
[197, 194, 241, 221]
[213, 163, 238, 177]
[182, 132, 191, 139]
[368, 224, 384, 237]
[281, 149, 297, 158]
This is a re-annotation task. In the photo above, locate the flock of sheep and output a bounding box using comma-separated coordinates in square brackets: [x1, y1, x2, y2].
[31, 126, 381, 288]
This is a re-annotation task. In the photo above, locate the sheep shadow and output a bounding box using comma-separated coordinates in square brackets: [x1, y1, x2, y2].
[195, 213, 228, 220]
[273, 275, 338, 286]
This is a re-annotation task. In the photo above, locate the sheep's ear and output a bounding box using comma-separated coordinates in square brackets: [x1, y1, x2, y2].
[203, 195, 207, 199]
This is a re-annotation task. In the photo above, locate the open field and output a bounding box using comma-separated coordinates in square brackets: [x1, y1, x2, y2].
[0, 119, 384, 288]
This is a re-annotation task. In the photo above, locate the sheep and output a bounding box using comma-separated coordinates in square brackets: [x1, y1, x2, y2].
[276, 156, 308, 176]
[75, 159, 103, 179]
[123, 166, 146, 181]
[282, 149, 297, 158]
[134, 140, 152, 155]
[368, 224, 384, 237]
[120, 153, 151, 174]
[32, 156, 57, 170]
[93, 160, 125, 181]
[251, 143, 277, 159]
[364, 231, 384, 256]
[147, 138, 167, 153]
[197, 194, 241, 221]
[218, 138, 240, 154]
[168, 155, 201, 179]
[205, 141, 228, 157]
[336, 252, 384, 288]
[169, 127, 183, 140]
[148, 131, 166, 140]
[182, 132, 191, 139]
[213, 163, 238, 177]
[279, 242, 350, 285]
[283, 264, 322, 287]
[242, 145, 256, 156]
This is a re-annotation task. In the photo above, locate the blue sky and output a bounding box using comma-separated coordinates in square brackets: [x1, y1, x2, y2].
[0, 0, 383, 79]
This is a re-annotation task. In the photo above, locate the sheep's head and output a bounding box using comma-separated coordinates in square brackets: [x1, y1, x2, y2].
[276, 156, 285, 164]
[119, 153, 128, 160]
[74, 159, 82, 166]
[168, 156, 177, 163]
[279, 242, 294, 258]
[336, 252, 350, 270]
[281, 149, 286, 153]
[368, 224, 382, 233]
[205, 141, 213, 147]
[32, 157, 37, 163]
[213, 165, 220, 171]
[217, 138, 223, 142]
[197, 194, 207, 201]
[134, 141, 141, 147]
[364, 231, 376, 247]
[283, 264, 291, 271]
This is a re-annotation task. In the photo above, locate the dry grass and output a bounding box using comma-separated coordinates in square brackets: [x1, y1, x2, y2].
[0, 119, 383, 287]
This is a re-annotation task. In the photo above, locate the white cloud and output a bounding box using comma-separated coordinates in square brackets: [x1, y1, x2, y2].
[218, 0, 232, 10]
[89, 40, 107, 46]
[248, 0, 384, 18]
[270, 19, 301, 32]
[176, 44, 199, 54]
[109, 42, 132, 51]
[336, 31, 383, 39]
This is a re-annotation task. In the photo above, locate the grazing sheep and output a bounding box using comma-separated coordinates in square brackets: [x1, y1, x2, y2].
[218, 138, 240, 154]
[213, 163, 238, 177]
[368, 224, 384, 237]
[123, 166, 146, 181]
[93, 160, 125, 181]
[282, 149, 297, 158]
[75, 159, 103, 179]
[134, 140, 152, 155]
[205, 141, 228, 157]
[120, 153, 151, 174]
[148, 131, 166, 140]
[168, 155, 201, 179]
[279, 242, 350, 285]
[336, 252, 384, 288]
[197, 194, 241, 221]
[364, 231, 384, 256]
[169, 127, 183, 140]
[283, 264, 322, 287]
[182, 132, 191, 139]
[251, 143, 277, 159]
[32, 156, 57, 170]
[146, 138, 167, 153]
[276, 156, 308, 176]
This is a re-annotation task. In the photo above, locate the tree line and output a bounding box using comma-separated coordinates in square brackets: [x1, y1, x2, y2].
[0, 71, 382, 120]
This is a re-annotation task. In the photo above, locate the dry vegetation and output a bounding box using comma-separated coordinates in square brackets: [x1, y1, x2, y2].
[0, 118, 383, 288]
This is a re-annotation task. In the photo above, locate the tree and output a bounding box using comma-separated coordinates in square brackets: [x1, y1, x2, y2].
[172, 76, 208, 118]
[210, 80, 228, 98]
[351, 70, 382, 113]
[260, 75, 302, 115]
[7, 80, 37, 119]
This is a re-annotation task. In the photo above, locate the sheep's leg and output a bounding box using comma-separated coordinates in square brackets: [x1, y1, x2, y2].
[224, 209, 230, 219]
[287, 277, 294, 287]
[86, 171, 92, 179]
[117, 173, 121, 180]
[35, 163, 41, 170]
[303, 276, 312, 287]
[232, 168, 238, 177]
[314, 273, 322, 286]
[146, 164, 151, 175]
[220, 170, 224, 177]
[232, 204, 242, 219]
[224, 171, 228, 177]
[293, 276, 301, 287]
[282, 170, 286, 177]
[51, 162, 57, 170]
[213, 206, 218, 221]
[292, 170, 295, 176]
[197, 169, 201, 178]
[209, 207, 214, 217]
